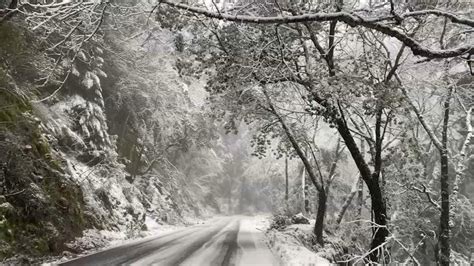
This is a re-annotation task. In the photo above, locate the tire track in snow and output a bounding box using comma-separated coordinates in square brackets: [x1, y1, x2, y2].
[60, 216, 278, 266]
[60, 219, 228, 266]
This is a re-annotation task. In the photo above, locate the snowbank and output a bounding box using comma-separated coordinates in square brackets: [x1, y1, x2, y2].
[235, 215, 279, 266]
[266, 221, 331, 266]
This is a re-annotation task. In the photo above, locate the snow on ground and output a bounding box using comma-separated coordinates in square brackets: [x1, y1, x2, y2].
[130, 215, 279, 266]
[47, 228, 176, 265]
[176, 218, 241, 266]
[46, 215, 332, 266]
[46, 216, 209, 265]
[235, 215, 278, 266]
[265, 219, 331, 266]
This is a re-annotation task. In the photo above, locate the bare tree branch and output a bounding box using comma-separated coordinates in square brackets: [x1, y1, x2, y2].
[412, 184, 442, 211]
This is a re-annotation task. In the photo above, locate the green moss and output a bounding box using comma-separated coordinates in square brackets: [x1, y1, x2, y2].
[0, 23, 37, 76]
[0, 218, 10, 238]
[0, 22, 93, 260]
[33, 238, 50, 254]
[32, 133, 51, 157]
[0, 23, 28, 55]
[0, 89, 58, 164]
[0, 102, 90, 259]
[0, 68, 7, 88]
[49, 158, 63, 172]
[0, 89, 31, 129]
[1, 221, 52, 256]
[0, 169, 89, 257]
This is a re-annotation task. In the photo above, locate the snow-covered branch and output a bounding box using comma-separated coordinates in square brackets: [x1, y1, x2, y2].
[160, 0, 473, 59]
[399, 83, 444, 151]
[452, 106, 473, 202]
[411, 184, 442, 211]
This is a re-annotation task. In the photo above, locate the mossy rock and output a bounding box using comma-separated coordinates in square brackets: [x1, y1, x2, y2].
[0, 22, 93, 260]
[0, 150, 90, 257]
[0, 119, 91, 259]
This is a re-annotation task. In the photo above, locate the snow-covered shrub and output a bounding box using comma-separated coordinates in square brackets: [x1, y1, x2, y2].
[269, 214, 292, 230]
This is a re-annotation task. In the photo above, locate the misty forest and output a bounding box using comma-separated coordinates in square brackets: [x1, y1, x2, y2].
[0, 0, 473, 265]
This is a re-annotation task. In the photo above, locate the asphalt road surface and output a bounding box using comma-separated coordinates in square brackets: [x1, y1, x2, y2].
[60, 216, 279, 266]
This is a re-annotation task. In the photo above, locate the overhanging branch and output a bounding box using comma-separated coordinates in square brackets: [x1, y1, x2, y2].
[160, 0, 473, 59]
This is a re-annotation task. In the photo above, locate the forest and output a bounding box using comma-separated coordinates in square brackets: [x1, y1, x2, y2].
[0, 0, 473, 265]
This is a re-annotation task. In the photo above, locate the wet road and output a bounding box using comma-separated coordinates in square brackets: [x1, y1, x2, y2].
[60, 216, 278, 266]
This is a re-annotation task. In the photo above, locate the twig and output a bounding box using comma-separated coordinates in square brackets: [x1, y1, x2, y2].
[2, 189, 26, 197]
[411, 184, 442, 211]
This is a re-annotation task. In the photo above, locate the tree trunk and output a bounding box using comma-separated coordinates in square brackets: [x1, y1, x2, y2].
[304, 177, 310, 214]
[300, 163, 310, 214]
[306, 19, 389, 257]
[264, 90, 330, 246]
[228, 179, 233, 214]
[439, 149, 450, 266]
[357, 178, 363, 221]
[336, 177, 360, 224]
[335, 119, 389, 262]
[452, 107, 473, 219]
[400, 84, 454, 265]
[357, 140, 365, 222]
[228, 193, 232, 214]
[263, 89, 322, 193]
[314, 191, 327, 245]
[301, 164, 306, 213]
[367, 176, 389, 262]
[438, 87, 453, 266]
[304, 193, 310, 213]
[285, 155, 289, 203]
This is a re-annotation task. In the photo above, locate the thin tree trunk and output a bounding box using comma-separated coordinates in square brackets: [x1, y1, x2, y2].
[357, 140, 365, 222]
[303, 82, 388, 261]
[304, 186, 310, 213]
[367, 177, 388, 261]
[263, 89, 329, 245]
[303, 167, 310, 214]
[262, 89, 322, 192]
[452, 107, 473, 205]
[335, 118, 389, 262]
[228, 176, 233, 214]
[336, 177, 360, 224]
[357, 178, 363, 220]
[368, 101, 389, 262]
[314, 191, 327, 245]
[285, 155, 289, 213]
[285, 155, 289, 202]
[399, 82, 455, 264]
[301, 163, 306, 213]
[228, 192, 232, 214]
[439, 87, 453, 266]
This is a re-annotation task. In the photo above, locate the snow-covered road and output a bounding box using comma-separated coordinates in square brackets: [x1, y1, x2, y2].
[60, 216, 279, 266]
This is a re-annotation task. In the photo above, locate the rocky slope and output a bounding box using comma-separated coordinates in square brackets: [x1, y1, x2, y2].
[0, 19, 216, 261]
